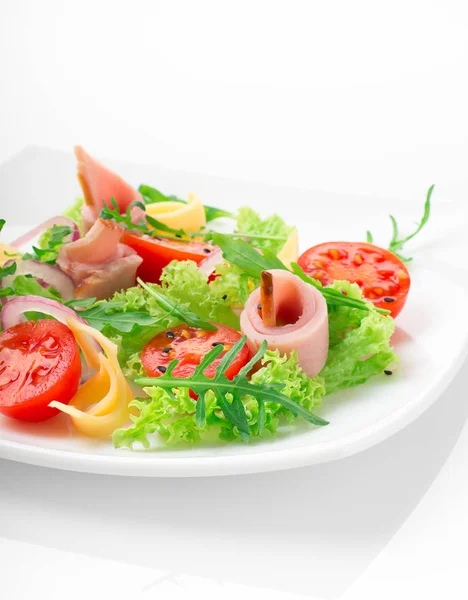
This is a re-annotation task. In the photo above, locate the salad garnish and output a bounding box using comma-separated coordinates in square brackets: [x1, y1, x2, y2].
[0, 146, 432, 452]
[367, 184, 434, 262]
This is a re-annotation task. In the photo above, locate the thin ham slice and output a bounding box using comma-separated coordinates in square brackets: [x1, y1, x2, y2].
[57, 218, 142, 300]
[240, 270, 329, 377]
[75, 146, 143, 221]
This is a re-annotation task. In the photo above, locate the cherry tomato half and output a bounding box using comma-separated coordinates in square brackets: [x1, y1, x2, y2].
[0, 320, 81, 422]
[297, 241, 411, 317]
[141, 324, 251, 391]
[121, 232, 215, 283]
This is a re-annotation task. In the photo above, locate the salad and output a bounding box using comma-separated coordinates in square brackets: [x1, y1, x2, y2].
[0, 147, 433, 450]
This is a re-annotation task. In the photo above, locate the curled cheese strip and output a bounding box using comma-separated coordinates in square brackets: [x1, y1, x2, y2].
[145, 192, 206, 232]
[49, 317, 131, 437]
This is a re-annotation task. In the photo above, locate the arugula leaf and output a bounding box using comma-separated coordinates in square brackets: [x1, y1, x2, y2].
[77, 299, 159, 333]
[99, 199, 187, 241]
[137, 278, 217, 331]
[138, 184, 233, 221]
[23, 225, 73, 264]
[213, 234, 389, 314]
[135, 335, 328, 441]
[139, 185, 185, 205]
[65, 297, 98, 310]
[11, 275, 62, 301]
[211, 233, 287, 278]
[367, 185, 434, 263]
[0, 260, 17, 280]
[0, 219, 5, 234]
[204, 206, 234, 221]
[0, 287, 13, 298]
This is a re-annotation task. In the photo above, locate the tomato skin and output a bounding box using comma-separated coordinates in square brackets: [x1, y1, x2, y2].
[141, 325, 251, 391]
[121, 232, 214, 283]
[0, 320, 81, 422]
[298, 241, 411, 318]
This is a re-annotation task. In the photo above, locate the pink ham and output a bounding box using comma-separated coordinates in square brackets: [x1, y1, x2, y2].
[75, 146, 143, 226]
[57, 218, 142, 300]
[240, 270, 329, 377]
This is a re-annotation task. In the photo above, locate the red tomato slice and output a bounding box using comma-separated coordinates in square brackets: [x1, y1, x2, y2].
[121, 232, 215, 283]
[297, 241, 411, 318]
[0, 320, 82, 422]
[141, 324, 251, 392]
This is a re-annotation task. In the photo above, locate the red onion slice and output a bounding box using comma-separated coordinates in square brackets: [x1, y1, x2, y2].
[197, 246, 223, 277]
[10, 216, 80, 248]
[1, 260, 76, 301]
[0, 296, 100, 353]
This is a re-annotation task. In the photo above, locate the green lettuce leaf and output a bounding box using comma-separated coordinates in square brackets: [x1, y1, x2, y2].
[322, 280, 397, 394]
[236, 207, 293, 254]
[109, 260, 240, 373]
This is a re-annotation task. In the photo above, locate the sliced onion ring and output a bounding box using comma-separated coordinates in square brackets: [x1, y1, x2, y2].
[0, 296, 100, 353]
[1, 259, 76, 301]
[10, 216, 80, 248]
[197, 246, 223, 277]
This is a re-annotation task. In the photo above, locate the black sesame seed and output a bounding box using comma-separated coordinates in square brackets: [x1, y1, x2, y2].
[166, 331, 175, 339]
[176, 234, 182, 238]
[383, 297, 395, 303]
[157, 366, 167, 373]
[257, 304, 262, 310]
[162, 347, 172, 354]
[384, 370, 393, 376]
[212, 342, 224, 347]
[203, 248, 211, 253]
[222, 294, 227, 300]
[154, 237, 162, 241]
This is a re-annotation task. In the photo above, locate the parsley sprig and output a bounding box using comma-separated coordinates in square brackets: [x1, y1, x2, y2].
[136, 336, 328, 440]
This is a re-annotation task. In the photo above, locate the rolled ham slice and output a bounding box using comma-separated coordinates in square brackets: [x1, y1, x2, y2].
[240, 270, 329, 377]
[75, 146, 143, 232]
[57, 218, 142, 299]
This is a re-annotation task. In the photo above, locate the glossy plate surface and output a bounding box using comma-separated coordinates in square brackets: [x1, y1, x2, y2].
[1, 147, 467, 476]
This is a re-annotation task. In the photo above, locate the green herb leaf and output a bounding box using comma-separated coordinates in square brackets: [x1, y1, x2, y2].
[65, 297, 98, 309]
[0, 260, 17, 280]
[366, 231, 373, 243]
[204, 206, 234, 221]
[138, 184, 233, 221]
[135, 335, 328, 441]
[212, 233, 288, 278]
[78, 299, 159, 333]
[366, 185, 434, 263]
[0, 287, 13, 298]
[0, 219, 5, 234]
[23, 225, 73, 264]
[137, 278, 217, 331]
[139, 185, 185, 205]
[12, 275, 62, 301]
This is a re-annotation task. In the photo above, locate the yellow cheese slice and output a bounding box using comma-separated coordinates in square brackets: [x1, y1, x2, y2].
[49, 317, 131, 437]
[277, 229, 299, 268]
[0, 242, 21, 266]
[145, 193, 206, 232]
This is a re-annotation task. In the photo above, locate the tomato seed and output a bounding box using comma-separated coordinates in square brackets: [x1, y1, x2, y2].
[354, 253, 363, 265]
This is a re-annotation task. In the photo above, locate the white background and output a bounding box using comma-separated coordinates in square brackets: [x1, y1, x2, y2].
[1, 1, 468, 599]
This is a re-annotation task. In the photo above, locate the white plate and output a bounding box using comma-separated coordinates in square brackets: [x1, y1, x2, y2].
[1, 147, 467, 477]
